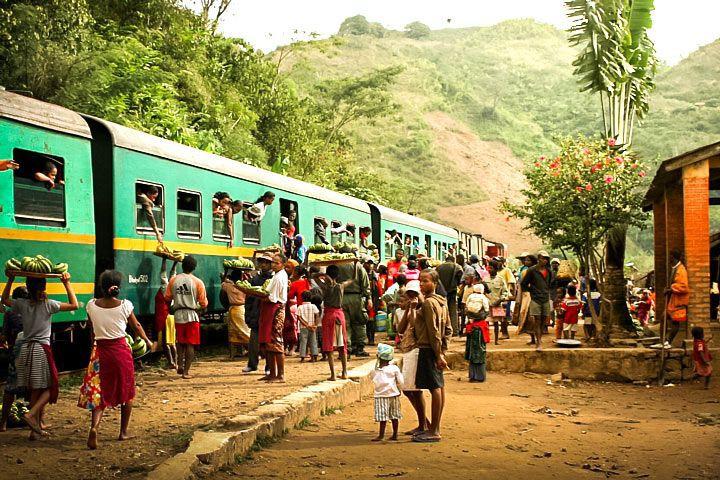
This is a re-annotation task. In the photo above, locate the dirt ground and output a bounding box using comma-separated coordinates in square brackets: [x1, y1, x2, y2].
[0, 346, 377, 480]
[212, 370, 720, 480]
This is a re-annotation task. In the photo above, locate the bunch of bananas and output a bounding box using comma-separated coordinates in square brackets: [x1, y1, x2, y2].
[155, 243, 185, 261]
[223, 258, 254, 270]
[310, 252, 356, 262]
[5, 256, 68, 274]
[308, 243, 333, 253]
[235, 280, 268, 295]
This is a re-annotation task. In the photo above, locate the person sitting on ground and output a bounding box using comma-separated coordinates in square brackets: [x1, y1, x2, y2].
[297, 290, 320, 363]
[464, 283, 490, 383]
[691, 326, 712, 389]
[34, 161, 64, 190]
[79, 270, 154, 450]
[560, 284, 582, 340]
[2, 272, 78, 440]
[314, 265, 352, 381]
[165, 255, 208, 379]
[136, 185, 163, 243]
[372, 343, 404, 442]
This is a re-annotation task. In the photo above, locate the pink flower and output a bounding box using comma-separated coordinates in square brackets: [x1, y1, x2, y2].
[630, 163, 638, 169]
[639, 171, 646, 177]
[590, 163, 602, 173]
[576, 186, 584, 192]
[615, 156, 624, 165]
[539, 156, 546, 161]
[534, 162, 541, 167]
[607, 138, 616, 147]
[551, 171, 560, 177]
[604, 175, 614, 184]
[583, 148, 590, 155]
[585, 183, 593, 191]
[550, 161, 559, 169]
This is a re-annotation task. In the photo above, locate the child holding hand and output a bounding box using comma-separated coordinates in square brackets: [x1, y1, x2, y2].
[372, 343, 404, 442]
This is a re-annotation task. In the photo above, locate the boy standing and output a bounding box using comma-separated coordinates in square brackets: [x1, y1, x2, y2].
[165, 255, 207, 379]
[297, 290, 320, 362]
[372, 343, 404, 442]
[315, 265, 350, 380]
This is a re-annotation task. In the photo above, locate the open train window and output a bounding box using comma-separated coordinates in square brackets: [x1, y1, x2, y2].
[434, 241, 440, 259]
[12, 149, 66, 227]
[242, 201, 261, 244]
[135, 181, 165, 235]
[425, 235, 432, 257]
[330, 220, 343, 245]
[177, 190, 201, 239]
[346, 224, 356, 244]
[314, 217, 328, 245]
[412, 236, 420, 255]
[280, 199, 298, 234]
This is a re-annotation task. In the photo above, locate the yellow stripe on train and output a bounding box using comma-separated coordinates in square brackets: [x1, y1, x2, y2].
[0, 228, 95, 245]
[0, 282, 95, 295]
[113, 238, 255, 258]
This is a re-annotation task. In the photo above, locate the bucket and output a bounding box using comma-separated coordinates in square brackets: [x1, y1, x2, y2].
[375, 311, 388, 332]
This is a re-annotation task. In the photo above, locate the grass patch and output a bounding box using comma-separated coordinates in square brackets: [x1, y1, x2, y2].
[322, 406, 344, 416]
[295, 416, 312, 429]
[58, 372, 83, 392]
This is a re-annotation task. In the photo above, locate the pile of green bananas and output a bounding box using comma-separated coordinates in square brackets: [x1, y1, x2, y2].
[333, 241, 358, 253]
[235, 279, 268, 295]
[258, 243, 281, 252]
[5, 256, 68, 274]
[310, 252, 356, 262]
[308, 243, 333, 253]
[223, 258, 254, 270]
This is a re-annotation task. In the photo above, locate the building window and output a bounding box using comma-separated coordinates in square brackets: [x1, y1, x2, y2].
[242, 201, 261, 244]
[12, 149, 66, 227]
[135, 181, 164, 234]
[177, 190, 201, 239]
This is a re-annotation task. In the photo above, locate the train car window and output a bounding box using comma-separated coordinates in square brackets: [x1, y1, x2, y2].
[330, 220, 343, 245]
[424, 235, 432, 257]
[135, 181, 165, 234]
[412, 236, 420, 255]
[12, 149, 66, 227]
[359, 226, 372, 248]
[241, 201, 261, 244]
[280, 199, 298, 234]
[434, 241, 440, 259]
[346, 224, 356, 244]
[314, 217, 329, 245]
[177, 190, 201, 239]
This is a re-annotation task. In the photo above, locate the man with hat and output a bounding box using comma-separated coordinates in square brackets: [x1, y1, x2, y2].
[337, 248, 372, 357]
[519, 250, 554, 351]
[243, 254, 274, 374]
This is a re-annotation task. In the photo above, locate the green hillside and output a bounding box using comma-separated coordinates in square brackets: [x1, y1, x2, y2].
[282, 19, 720, 217]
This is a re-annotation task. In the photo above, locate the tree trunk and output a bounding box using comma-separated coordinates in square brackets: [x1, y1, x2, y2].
[600, 224, 634, 342]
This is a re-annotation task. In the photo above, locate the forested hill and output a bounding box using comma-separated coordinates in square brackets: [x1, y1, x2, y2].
[280, 19, 720, 249]
[1, 3, 718, 252]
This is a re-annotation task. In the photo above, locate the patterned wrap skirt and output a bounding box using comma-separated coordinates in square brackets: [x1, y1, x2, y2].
[227, 306, 251, 345]
[259, 301, 285, 353]
[78, 338, 135, 410]
[374, 395, 402, 422]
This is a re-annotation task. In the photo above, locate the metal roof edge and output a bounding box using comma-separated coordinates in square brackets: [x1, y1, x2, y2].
[370, 203, 458, 238]
[0, 91, 92, 139]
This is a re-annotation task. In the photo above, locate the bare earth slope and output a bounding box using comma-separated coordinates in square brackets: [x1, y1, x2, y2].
[425, 111, 541, 252]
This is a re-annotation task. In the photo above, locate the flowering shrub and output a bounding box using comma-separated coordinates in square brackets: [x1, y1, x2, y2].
[503, 135, 648, 271]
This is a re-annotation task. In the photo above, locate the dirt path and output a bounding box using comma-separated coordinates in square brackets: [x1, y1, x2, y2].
[0, 347, 377, 480]
[211, 371, 720, 480]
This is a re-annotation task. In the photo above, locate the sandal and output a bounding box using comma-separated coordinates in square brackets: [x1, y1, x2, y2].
[412, 433, 441, 443]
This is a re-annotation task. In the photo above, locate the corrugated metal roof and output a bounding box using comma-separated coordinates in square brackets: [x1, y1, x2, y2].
[84, 116, 371, 213]
[371, 203, 458, 238]
[0, 90, 92, 139]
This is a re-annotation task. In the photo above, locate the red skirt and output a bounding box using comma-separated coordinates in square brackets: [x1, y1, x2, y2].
[283, 304, 298, 346]
[259, 302, 285, 353]
[96, 338, 135, 408]
[41, 344, 59, 404]
[322, 307, 348, 354]
[176, 322, 201, 345]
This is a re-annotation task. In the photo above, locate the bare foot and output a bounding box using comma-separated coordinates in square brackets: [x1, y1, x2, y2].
[87, 428, 98, 450]
[118, 433, 134, 441]
[23, 413, 43, 435]
[328, 376, 337, 381]
[181, 374, 193, 379]
[257, 375, 271, 381]
[389, 435, 398, 441]
[0, 423, 7, 432]
[371, 436, 384, 442]
[40, 422, 52, 430]
[404, 427, 425, 436]
[339, 373, 348, 380]
[177, 367, 184, 375]
[270, 377, 285, 383]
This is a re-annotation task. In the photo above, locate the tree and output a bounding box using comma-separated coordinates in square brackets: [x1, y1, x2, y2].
[404, 21, 431, 39]
[503, 136, 648, 325]
[566, 0, 658, 338]
[313, 66, 404, 146]
[338, 15, 370, 36]
[198, 0, 233, 33]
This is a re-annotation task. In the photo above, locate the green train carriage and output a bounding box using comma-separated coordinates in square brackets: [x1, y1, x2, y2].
[83, 116, 374, 317]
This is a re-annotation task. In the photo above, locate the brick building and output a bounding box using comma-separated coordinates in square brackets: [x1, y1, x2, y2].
[644, 141, 720, 329]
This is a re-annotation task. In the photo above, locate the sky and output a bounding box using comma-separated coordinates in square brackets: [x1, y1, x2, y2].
[195, 0, 720, 65]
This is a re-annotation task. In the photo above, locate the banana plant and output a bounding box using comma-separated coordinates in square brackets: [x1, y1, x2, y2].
[565, 0, 657, 338]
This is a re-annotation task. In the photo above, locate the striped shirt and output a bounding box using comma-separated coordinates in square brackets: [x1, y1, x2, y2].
[297, 303, 319, 328]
